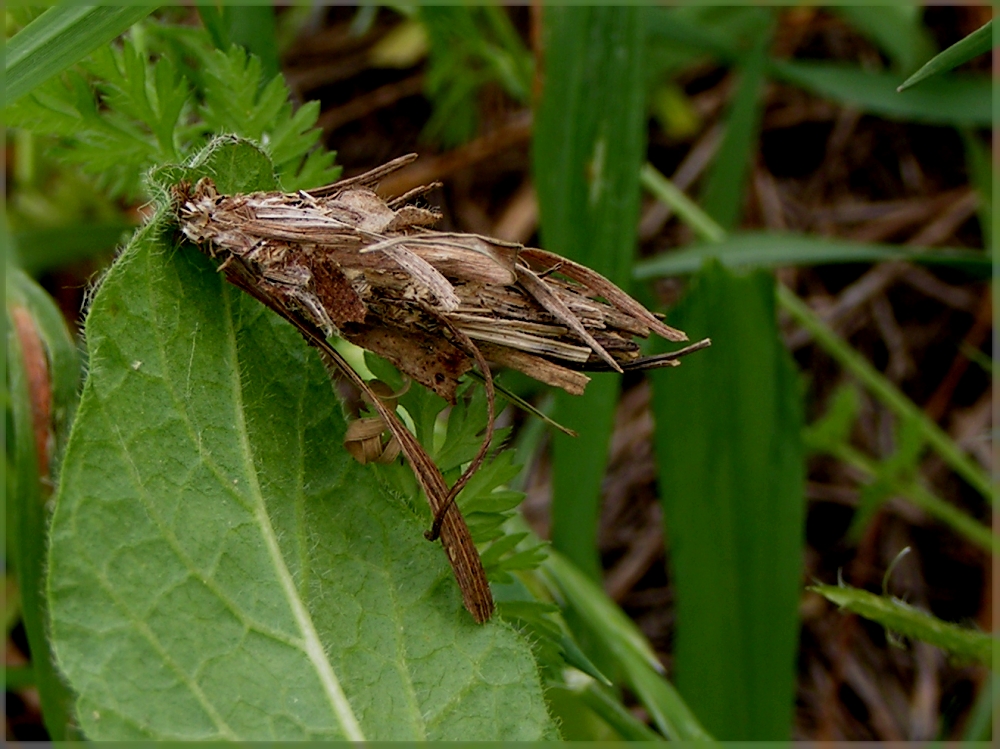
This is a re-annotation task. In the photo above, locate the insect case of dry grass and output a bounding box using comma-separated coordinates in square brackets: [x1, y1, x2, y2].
[172, 154, 709, 622]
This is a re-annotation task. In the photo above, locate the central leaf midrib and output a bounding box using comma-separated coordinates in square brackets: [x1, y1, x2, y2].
[221, 290, 365, 741]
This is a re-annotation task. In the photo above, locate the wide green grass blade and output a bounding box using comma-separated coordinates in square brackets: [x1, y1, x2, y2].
[5, 5, 154, 103]
[650, 261, 805, 739]
[541, 551, 714, 742]
[634, 231, 991, 279]
[45, 139, 554, 740]
[898, 19, 993, 91]
[833, 5, 936, 75]
[771, 60, 991, 126]
[6, 266, 83, 740]
[699, 23, 771, 231]
[811, 584, 994, 666]
[532, 6, 647, 581]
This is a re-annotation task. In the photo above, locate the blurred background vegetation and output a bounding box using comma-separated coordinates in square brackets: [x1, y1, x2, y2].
[5, 3, 994, 741]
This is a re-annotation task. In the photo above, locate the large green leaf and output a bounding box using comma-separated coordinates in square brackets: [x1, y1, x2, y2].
[46, 140, 554, 740]
[532, 5, 648, 582]
[651, 261, 804, 739]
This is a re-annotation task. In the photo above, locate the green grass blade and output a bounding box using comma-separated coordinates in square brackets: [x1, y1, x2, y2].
[13, 223, 135, 276]
[651, 261, 804, 739]
[699, 24, 772, 230]
[898, 19, 993, 91]
[823, 442, 997, 555]
[542, 552, 714, 742]
[227, 5, 280, 81]
[961, 130, 993, 250]
[532, 6, 648, 581]
[833, 6, 936, 75]
[640, 164, 725, 243]
[7, 268, 82, 740]
[811, 584, 994, 666]
[771, 60, 991, 126]
[961, 673, 994, 742]
[5, 5, 154, 103]
[577, 682, 666, 741]
[634, 231, 991, 279]
[778, 285, 994, 502]
[636, 171, 992, 504]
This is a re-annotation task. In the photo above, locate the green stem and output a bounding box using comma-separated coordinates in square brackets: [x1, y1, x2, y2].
[831, 442, 996, 554]
[640, 163, 726, 243]
[778, 285, 994, 502]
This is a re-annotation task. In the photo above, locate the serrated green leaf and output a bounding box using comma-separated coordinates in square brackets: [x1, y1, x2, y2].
[811, 584, 994, 666]
[46, 141, 553, 740]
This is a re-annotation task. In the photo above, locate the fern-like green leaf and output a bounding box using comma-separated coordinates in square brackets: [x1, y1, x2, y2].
[6, 24, 340, 200]
[198, 46, 341, 190]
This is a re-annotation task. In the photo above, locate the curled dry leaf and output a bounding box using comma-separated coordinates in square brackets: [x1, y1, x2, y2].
[171, 154, 708, 623]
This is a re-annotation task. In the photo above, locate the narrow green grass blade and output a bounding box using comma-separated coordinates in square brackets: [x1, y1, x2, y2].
[542, 551, 714, 742]
[811, 584, 994, 666]
[640, 164, 725, 244]
[5, 5, 154, 103]
[771, 60, 991, 126]
[532, 6, 647, 581]
[634, 231, 991, 279]
[778, 285, 994, 502]
[833, 6, 936, 75]
[651, 261, 804, 739]
[898, 19, 993, 91]
[700, 24, 771, 231]
[7, 268, 82, 740]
